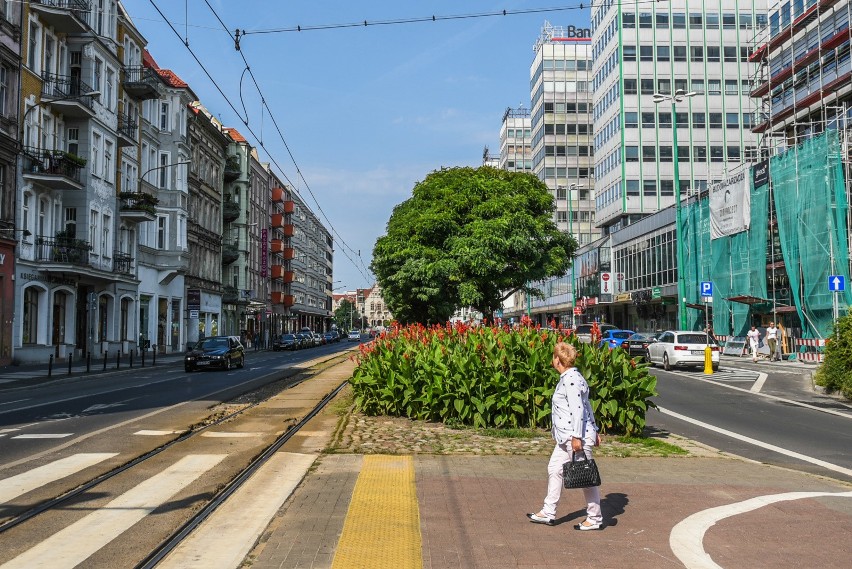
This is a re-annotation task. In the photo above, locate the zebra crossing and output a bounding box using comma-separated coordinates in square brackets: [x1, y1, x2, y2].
[671, 367, 762, 383]
[0, 450, 316, 569]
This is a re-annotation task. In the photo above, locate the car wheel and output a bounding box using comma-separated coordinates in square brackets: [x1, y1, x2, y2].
[663, 352, 671, 371]
[712, 363, 719, 372]
[645, 350, 653, 366]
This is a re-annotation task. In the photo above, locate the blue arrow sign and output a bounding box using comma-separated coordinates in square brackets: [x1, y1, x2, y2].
[829, 275, 845, 292]
[700, 281, 713, 296]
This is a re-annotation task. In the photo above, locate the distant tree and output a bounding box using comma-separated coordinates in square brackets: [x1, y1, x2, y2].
[371, 166, 576, 324]
[334, 299, 361, 330]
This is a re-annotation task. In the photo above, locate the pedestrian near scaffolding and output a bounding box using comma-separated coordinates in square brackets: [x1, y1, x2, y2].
[747, 325, 761, 362]
[527, 341, 603, 531]
[766, 322, 779, 361]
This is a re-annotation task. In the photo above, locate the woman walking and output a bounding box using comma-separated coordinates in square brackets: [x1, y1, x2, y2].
[527, 341, 603, 530]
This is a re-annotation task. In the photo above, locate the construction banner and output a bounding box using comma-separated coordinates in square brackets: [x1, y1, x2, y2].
[709, 171, 750, 239]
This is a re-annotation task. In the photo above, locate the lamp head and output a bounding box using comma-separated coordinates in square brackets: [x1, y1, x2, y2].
[652, 93, 667, 104]
[85, 90, 101, 99]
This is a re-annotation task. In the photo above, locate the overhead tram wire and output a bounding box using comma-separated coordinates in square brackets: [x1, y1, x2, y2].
[146, 0, 374, 284]
[201, 0, 374, 278]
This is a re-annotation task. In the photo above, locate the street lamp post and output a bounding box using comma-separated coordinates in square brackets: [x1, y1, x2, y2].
[562, 183, 584, 328]
[653, 89, 696, 330]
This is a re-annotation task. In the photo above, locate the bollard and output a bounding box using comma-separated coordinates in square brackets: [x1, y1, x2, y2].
[153, 344, 157, 366]
[141, 347, 146, 367]
[48, 354, 53, 378]
[68, 353, 72, 376]
[87, 351, 91, 373]
[103, 351, 107, 371]
[116, 350, 121, 370]
[704, 346, 714, 375]
[129, 349, 134, 368]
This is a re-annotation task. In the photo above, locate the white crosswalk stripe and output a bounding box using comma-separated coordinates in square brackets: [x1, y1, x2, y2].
[0, 454, 227, 569]
[0, 453, 118, 504]
[673, 368, 761, 382]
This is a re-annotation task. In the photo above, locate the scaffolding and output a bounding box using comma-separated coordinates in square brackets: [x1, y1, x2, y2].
[741, 0, 852, 339]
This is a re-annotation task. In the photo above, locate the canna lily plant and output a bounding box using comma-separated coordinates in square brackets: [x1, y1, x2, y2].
[350, 319, 657, 435]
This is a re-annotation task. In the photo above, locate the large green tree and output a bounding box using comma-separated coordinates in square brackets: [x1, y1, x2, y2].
[371, 166, 576, 324]
[334, 299, 361, 331]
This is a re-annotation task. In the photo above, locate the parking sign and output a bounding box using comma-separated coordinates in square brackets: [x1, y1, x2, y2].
[700, 281, 713, 296]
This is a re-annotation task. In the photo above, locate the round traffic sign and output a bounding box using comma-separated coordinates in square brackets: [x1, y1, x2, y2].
[602, 273, 610, 281]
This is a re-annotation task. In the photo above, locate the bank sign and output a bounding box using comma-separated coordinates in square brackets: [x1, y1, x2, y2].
[555, 26, 592, 39]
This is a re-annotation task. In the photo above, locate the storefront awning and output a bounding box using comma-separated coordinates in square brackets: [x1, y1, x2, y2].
[727, 295, 771, 305]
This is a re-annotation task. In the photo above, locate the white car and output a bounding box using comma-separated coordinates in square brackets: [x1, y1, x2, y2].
[348, 330, 361, 342]
[646, 330, 720, 371]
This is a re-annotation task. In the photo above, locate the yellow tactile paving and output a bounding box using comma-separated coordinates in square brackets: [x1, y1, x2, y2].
[331, 455, 422, 569]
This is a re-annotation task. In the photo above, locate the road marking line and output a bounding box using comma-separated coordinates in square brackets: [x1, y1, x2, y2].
[133, 430, 181, 436]
[750, 372, 769, 393]
[657, 407, 852, 478]
[662, 371, 852, 419]
[201, 432, 262, 438]
[0, 453, 118, 505]
[671, 490, 852, 569]
[11, 434, 73, 439]
[0, 454, 226, 569]
[157, 452, 317, 569]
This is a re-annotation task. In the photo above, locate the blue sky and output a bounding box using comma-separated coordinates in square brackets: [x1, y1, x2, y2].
[121, 1, 589, 290]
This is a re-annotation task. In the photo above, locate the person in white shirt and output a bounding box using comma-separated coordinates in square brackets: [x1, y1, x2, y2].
[527, 342, 603, 530]
[765, 322, 779, 361]
[747, 325, 761, 362]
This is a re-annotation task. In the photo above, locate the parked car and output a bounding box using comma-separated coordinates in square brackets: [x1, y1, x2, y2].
[348, 330, 361, 342]
[312, 332, 324, 346]
[185, 336, 245, 372]
[598, 329, 635, 350]
[294, 332, 312, 349]
[324, 331, 339, 343]
[573, 323, 619, 344]
[646, 330, 720, 371]
[272, 333, 298, 351]
[622, 332, 659, 360]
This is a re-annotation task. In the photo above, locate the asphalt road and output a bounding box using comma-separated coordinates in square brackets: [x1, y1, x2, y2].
[647, 360, 852, 483]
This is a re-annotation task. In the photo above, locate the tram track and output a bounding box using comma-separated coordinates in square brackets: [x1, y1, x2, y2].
[0, 351, 353, 568]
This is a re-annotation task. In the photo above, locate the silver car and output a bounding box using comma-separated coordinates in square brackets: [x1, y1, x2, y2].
[646, 330, 720, 371]
[573, 323, 619, 344]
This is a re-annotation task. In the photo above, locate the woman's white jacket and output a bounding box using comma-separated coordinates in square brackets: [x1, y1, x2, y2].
[550, 367, 598, 446]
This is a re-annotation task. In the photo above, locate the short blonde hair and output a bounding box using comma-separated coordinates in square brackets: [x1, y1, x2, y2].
[553, 341, 578, 367]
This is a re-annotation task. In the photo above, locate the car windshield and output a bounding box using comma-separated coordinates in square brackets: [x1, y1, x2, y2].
[611, 331, 632, 339]
[201, 338, 229, 349]
[677, 333, 714, 344]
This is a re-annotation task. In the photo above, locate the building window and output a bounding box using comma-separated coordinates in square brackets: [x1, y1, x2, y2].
[690, 46, 704, 62]
[709, 112, 723, 128]
[0, 65, 7, 117]
[157, 215, 167, 249]
[91, 131, 101, 177]
[640, 79, 655, 94]
[625, 146, 639, 162]
[710, 146, 725, 162]
[23, 287, 39, 344]
[707, 46, 720, 63]
[642, 146, 656, 162]
[659, 146, 673, 162]
[159, 152, 170, 188]
[724, 46, 738, 63]
[28, 22, 40, 71]
[624, 79, 637, 94]
[160, 101, 170, 131]
[642, 112, 655, 128]
[624, 112, 638, 128]
[726, 113, 740, 128]
[640, 45, 653, 61]
[104, 140, 113, 181]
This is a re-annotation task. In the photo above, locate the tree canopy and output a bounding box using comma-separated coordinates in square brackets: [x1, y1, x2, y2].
[371, 166, 576, 324]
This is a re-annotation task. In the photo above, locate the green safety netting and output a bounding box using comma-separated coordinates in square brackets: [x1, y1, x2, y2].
[769, 130, 852, 338]
[682, 174, 769, 336]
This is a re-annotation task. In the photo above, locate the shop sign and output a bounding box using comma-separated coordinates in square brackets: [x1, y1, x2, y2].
[187, 288, 201, 310]
[616, 293, 632, 302]
[651, 287, 661, 299]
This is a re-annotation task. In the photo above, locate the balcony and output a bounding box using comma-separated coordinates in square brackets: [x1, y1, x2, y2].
[29, 0, 90, 34]
[271, 292, 294, 307]
[117, 112, 137, 147]
[270, 239, 285, 253]
[34, 235, 91, 267]
[283, 247, 295, 260]
[223, 155, 241, 181]
[223, 201, 240, 222]
[22, 147, 84, 190]
[40, 73, 98, 118]
[270, 265, 294, 282]
[119, 191, 158, 222]
[222, 243, 239, 265]
[270, 213, 284, 229]
[122, 66, 160, 100]
[281, 224, 294, 237]
[222, 285, 239, 304]
[282, 199, 294, 213]
[271, 187, 286, 203]
[114, 252, 134, 275]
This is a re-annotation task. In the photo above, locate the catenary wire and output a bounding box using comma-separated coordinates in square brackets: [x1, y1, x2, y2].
[145, 0, 374, 284]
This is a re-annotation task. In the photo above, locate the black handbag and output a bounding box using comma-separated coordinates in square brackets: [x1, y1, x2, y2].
[562, 451, 602, 489]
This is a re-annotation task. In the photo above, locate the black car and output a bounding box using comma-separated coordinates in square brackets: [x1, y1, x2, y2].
[323, 331, 339, 343]
[294, 332, 313, 349]
[622, 332, 659, 360]
[272, 333, 298, 351]
[185, 336, 245, 372]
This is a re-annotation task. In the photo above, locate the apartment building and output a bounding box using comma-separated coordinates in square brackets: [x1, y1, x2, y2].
[499, 106, 532, 172]
[186, 101, 229, 345]
[0, 1, 21, 365]
[15, 0, 142, 363]
[287, 189, 333, 332]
